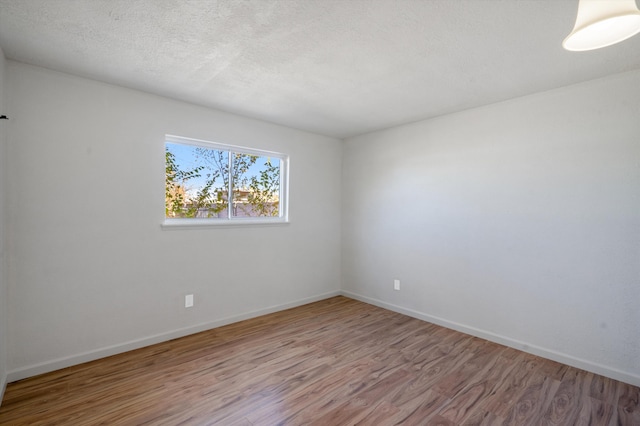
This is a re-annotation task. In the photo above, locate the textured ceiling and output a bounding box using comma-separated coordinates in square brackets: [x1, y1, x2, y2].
[1, 0, 640, 139]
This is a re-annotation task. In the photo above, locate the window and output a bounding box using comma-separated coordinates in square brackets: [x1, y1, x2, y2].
[164, 135, 288, 226]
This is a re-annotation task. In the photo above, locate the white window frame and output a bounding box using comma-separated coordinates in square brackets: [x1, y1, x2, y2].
[162, 135, 289, 228]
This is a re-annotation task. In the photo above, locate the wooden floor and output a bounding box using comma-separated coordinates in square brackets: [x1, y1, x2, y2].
[1, 296, 638, 425]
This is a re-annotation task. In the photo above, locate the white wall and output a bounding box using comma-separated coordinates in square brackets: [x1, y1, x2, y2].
[0, 48, 8, 399]
[342, 70, 640, 386]
[5, 62, 342, 380]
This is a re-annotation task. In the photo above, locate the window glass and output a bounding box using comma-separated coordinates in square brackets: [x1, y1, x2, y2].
[165, 136, 287, 224]
[232, 153, 281, 218]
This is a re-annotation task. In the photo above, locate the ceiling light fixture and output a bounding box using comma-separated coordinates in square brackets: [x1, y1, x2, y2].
[563, 0, 640, 51]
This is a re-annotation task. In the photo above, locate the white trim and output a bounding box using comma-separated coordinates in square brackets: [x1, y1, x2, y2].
[161, 217, 290, 229]
[8, 290, 639, 387]
[226, 148, 233, 219]
[6, 290, 341, 383]
[165, 134, 288, 159]
[341, 290, 640, 387]
[0, 374, 6, 404]
[278, 155, 289, 221]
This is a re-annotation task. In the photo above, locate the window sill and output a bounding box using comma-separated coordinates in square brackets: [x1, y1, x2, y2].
[161, 218, 290, 230]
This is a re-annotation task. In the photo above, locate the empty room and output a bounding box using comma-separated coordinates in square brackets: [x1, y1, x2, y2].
[0, 0, 639, 424]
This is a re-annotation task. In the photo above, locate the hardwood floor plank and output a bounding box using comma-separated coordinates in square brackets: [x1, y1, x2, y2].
[461, 410, 505, 426]
[1, 296, 638, 425]
[575, 396, 615, 426]
[436, 352, 518, 423]
[477, 352, 538, 419]
[616, 382, 640, 425]
[309, 368, 413, 425]
[386, 389, 450, 425]
[502, 372, 561, 425]
[540, 367, 587, 425]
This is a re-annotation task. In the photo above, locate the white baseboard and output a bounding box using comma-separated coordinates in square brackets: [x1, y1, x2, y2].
[341, 290, 640, 387]
[0, 374, 6, 404]
[8, 289, 638, 388]
[7, 290, 341, 383]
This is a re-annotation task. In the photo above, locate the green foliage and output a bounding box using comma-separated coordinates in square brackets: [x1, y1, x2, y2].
[246, 158, 280, 217]
[165, 148, 187, 217]
[165, 147, 222, 218]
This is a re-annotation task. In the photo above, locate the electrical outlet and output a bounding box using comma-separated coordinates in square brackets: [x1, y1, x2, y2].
[393, 279, 400, 291]
[185, 294, 194, 308]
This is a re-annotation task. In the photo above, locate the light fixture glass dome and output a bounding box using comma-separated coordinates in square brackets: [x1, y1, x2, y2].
[563, 0, 640, 51]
